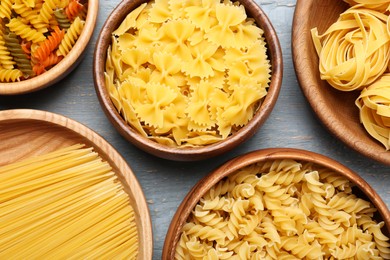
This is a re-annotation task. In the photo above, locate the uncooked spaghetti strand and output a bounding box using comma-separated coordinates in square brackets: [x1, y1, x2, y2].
[46, 207, 134, 258]
[0, 179, 121, 250]
[0, 160, 113, 203]
[16, 194, 130, 258]
[0, 144, 89, 175]
[0, 149, 100, 187]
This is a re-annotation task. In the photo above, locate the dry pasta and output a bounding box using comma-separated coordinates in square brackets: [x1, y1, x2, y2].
[312, 1, 390, 150]
[356, 73, 390, 150]
[105, 0, 271, 147]
[175, 160, 390, 259]
[0, 144, 138, 259]
[0, 0, 87, 82]
[311, 6, 390, 91]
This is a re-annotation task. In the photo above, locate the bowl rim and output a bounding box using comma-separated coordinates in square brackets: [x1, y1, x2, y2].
[93, 0, 283, 161]
[291, 0, 390, 165]
[0, 0, 99, 95]
[162, 147, 390, 259]
[0, 108, 153, 259]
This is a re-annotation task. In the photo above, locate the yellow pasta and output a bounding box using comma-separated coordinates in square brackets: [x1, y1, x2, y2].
[175, 160, 390, 259]
[356, 73, 390, 150]
[312, 1, 390, 150]
[106, 0, 271, 147]
[0, 144, 139, 259]
[311, 7, 390, 91]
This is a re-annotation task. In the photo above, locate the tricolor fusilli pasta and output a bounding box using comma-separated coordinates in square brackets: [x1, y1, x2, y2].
[0, 0, 87, 82]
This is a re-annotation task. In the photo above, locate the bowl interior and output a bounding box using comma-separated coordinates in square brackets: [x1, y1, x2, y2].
[163, 148, 390, 258]
[94, 0, 283, 161]
[0, 0, 98, 95]
[292, 0, 390, 165]
[0, 109, 153, 259]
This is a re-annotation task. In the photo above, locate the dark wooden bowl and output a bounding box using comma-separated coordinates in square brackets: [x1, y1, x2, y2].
[292, 0, 390, 165]
[0, 0, 98, 95]
[162, 148, 390, 259]
[93, 0, 283, 161]
[0, 109, 153, 259]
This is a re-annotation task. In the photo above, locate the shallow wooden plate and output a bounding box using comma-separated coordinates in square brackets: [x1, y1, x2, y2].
[0, 0, 98, 95]
[163, 148, 390, 258]
[292, 0, 390, 165]
[0, 109, 153, 259]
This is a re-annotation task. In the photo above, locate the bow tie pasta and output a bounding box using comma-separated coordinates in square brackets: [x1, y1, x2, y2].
[105, 0, 271, 147]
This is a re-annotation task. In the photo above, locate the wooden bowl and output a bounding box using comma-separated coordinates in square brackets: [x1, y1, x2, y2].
[0, 109, 153, 259]
[0, 0, 98, 95]
[163, 148, 390, 258]
[292, 0, 390, 165]
[93, 0, 283, 161]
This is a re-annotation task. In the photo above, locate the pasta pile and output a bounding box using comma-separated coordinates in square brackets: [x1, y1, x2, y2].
[0, 0, 87, 82]
[311, 0, 390, 150]
[0, 144, 138, 259]
[105, 0, 271, 147]
[175, 160, 390, 259]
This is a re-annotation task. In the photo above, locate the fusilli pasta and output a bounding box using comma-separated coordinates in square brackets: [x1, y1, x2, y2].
[175, 160, 390, 259]
[0, 0, 88, 82]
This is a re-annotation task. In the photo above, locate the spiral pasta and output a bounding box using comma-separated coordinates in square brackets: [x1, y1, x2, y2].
[4, 32, 34, 77]
[56, 16, 84, 56]
[106, 0, 271, 147]
[0, 68, 23, 82]
[175, 160, 390, 259]
[0, 0, 87, 82]
[0, 0, 12, 19]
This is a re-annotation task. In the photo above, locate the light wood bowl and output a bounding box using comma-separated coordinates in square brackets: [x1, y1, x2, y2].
[0, 0, 98, 95]
[292, 0, 390, 165]
[163, 148, 390, 259]
[93, 0, 283, 161]
[0, 109, 153, 260]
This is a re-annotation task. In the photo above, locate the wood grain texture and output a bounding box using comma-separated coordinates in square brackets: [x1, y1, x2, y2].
[162, 148, 390, 258]
[0, 0, 98, 95]
[292, 0, 390, 165]
[0, 109, 153, 260]
[0, 1, 389, 258]
[93, 0, 283, 161]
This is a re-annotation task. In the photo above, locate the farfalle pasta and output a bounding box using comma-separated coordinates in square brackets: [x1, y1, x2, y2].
[105, 0, 271, 147]
[175, 160, 390, 259]
[312, 0, 390, 150]
[0, 0, 87, 82]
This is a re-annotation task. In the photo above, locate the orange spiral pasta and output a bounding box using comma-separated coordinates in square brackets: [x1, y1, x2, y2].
[32, 26, 64, 63]
[0, 0, 87, 82]
[65, 0, 85, 21]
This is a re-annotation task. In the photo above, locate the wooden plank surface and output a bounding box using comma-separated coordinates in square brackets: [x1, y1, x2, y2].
[0, 0, 389, 258]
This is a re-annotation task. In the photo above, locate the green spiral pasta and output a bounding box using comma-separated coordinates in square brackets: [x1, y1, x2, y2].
[4, 32, 34, 77]
[0, 33, 15, 70]
[54, 9, 71, 29]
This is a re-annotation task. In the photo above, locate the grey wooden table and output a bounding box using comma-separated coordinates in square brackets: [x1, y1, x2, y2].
[0, 0, 389, 259]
